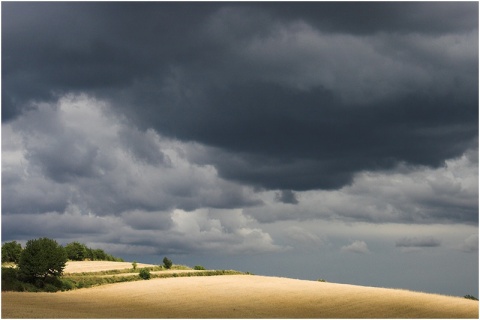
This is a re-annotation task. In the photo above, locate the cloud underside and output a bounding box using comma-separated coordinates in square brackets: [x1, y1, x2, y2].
[1, 2, 478, 255]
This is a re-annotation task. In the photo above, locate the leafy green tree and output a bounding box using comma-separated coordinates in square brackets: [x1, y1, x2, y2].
[92, 248, 107, 260]
[1, 241, 23, 264]
[83, 246, 124, 262]
[132, 261, 138, 270]
[163, 257, 173, 269]
[65, 242, 88, 261]
[18, 238, 67, 283]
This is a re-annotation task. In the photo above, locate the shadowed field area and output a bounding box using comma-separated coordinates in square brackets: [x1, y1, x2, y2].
[3, 275, 478, 318]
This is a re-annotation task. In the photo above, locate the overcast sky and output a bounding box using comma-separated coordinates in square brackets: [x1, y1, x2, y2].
[2, 2, 478, 297]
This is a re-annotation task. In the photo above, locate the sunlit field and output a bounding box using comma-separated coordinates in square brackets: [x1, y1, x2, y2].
[2, 262, 478, 318]
[63, 261, 156, 273]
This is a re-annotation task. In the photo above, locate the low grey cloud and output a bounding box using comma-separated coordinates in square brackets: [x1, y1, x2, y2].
[2, 95, 260, 217]
[395, 236, 441, 248]
[341, 240, 370, 254]
[458, 234, 479, 253]
[244, 152, 478, 225]
[285, 226, 324, 248]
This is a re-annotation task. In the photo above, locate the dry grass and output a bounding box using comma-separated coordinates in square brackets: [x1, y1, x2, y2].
[3, 275, 478, 318]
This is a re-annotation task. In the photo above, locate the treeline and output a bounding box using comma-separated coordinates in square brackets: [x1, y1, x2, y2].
[1, 239, 124, 264]
[64, 242, 124, 262]
[2, 238, 122, 292]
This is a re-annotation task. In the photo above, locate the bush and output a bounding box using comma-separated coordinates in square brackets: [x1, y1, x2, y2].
[43, 284, 58, 292]
[18, 238, 67, 283]
[464, 294, 478, 301]
[60, 279, 75, 291]
[139, 268, 151, 280]
[194, 265, 206, 270]
[163, 257, 173, 269]
[2, 267, 21, 291]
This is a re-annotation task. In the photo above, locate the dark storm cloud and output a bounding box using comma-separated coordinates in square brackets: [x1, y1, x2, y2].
[275, 190, 299, 205]
[261, 2, 478, 34]
[182, 85, 476, 190]
[2, 1, 217, 120]
[2, 2, 478, 193]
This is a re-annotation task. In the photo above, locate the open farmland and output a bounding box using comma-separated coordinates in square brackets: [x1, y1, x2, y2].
[2, 264, 478, 319]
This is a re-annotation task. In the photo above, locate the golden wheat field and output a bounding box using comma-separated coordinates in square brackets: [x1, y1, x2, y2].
[62, 260, 157, 273]
[2, 262, 478, 318]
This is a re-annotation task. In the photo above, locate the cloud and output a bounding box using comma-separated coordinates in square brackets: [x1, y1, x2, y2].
[262, 2, 478, 35]
[395, 237, 441, 248]
[244, 152, 478, 225]
[1, 94, 287, 255]
[170, 209, 285, 254]
[1, 207, 285, 256]
[3, 2, 477, 194]
[341, 240, 370, 254]
[285, 226, 324, 248]
[2, 95, 261, 216]
[214, 19, 476, 103]
[458, 234, 479, 253]
[275, 190, 299, 204]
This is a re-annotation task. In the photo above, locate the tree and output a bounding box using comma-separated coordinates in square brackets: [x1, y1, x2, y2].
[132, 261, 138, 270]
[163, 257, 172, 269]
[65, 242, 87, 261]
[1, 241, 22, 264]
[18, 238, 67, 282]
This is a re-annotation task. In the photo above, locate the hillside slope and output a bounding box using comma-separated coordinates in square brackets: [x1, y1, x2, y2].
[3, 275, 478, 318]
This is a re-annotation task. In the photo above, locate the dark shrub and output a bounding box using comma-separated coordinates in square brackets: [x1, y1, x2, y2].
[2, 267, 20, 291]
[44, 284, 59, 292]
[60, 279, 75, 291]
[139, 268, 151, 280]
[163, 257, 173, 269]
